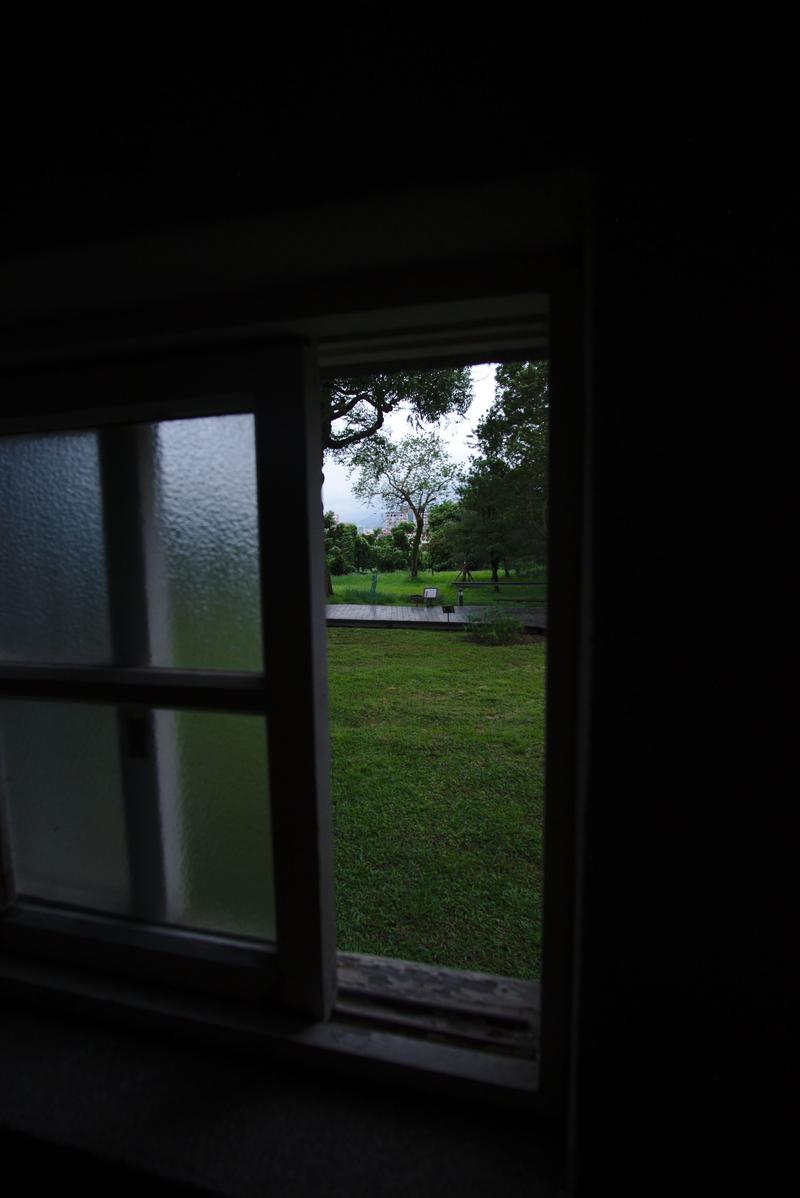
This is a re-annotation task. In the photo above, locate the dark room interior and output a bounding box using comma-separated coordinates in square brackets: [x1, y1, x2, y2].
[0, 59, 787, 1196]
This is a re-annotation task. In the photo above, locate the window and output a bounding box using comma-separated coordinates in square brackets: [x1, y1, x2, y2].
[0, 280, 582, 1109]
[0, 345, 334, 1015]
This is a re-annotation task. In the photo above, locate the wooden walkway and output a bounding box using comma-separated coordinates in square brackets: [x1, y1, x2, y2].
[326, 604, 547, 632]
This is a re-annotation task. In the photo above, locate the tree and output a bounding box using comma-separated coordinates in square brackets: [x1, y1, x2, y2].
[354, 534, 374, 573]
[320, 368, 472, 594]
[426, 500, 461, 570]
[390, 521, 414, 567]
[323, 511, 358, 576]
[476, 362, 548, 472]
[446, 461, 522, 580]
[372, 535, 406, 572]
[451, 361, 549, 576]
[349, 433, 459, 580]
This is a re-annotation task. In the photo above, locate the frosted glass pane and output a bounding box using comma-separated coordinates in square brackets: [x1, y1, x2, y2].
[0, 701, 130, 913]
[0, 700, 273, 940]
[149, 415, 262, 671]
[0, 432, 111, 662]
[157, 710, 274, 940]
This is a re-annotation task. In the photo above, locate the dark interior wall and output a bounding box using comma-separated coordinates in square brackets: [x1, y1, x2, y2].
[572, 171, 716, 1189]
[0, 53, 589, 262]
[571, 161, 786, 1193]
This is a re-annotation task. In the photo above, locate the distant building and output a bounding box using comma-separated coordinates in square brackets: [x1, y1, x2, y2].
[384, 505, 411, 530]
[385, 504, 428, 534]
[385, 503, 428, 531]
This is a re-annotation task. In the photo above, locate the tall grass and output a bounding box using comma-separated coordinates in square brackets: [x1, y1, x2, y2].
[328, 569, 547, 607]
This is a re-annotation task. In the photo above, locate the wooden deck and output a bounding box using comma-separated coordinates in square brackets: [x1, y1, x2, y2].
[326, 604, 547, 631]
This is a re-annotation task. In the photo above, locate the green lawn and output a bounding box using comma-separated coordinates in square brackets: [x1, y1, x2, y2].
[328, 627, 545, 980]
[328, 568, 547, 608]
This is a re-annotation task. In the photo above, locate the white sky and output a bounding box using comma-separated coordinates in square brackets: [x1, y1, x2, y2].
[321, 363, 497, 527]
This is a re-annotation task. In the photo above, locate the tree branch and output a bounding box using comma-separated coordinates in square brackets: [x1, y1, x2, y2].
[326, 407, 386, 451]
[329, 392, 370, 421]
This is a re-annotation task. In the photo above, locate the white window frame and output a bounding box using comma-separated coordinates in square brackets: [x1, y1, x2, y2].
[0, 344, 335, 1017]
[0, 266, 585, 1113]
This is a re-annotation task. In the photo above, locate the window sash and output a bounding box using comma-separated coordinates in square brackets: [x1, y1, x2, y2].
[0, 341, 336, 1019]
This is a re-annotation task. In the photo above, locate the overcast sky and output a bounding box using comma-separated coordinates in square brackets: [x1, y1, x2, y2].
[321, 363, 497, 528]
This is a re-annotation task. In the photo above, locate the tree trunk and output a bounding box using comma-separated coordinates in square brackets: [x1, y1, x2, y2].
[491, 557, 500, 583]
[503, 559, 511, 578]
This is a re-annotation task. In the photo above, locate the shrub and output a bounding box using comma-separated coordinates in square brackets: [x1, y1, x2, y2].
[465, 606, 525, 645]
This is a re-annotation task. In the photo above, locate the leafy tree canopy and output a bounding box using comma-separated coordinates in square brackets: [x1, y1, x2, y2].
[473, 361, 548, 475]
[426, 499, 461, 534]
[426, 500, 462, 570]
[323, 511, 359, 576]
[446, 361, 549, 577]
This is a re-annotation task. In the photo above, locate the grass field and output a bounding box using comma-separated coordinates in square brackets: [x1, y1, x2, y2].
[328, 627, 545, 980]
[328, 568, 547, 608]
